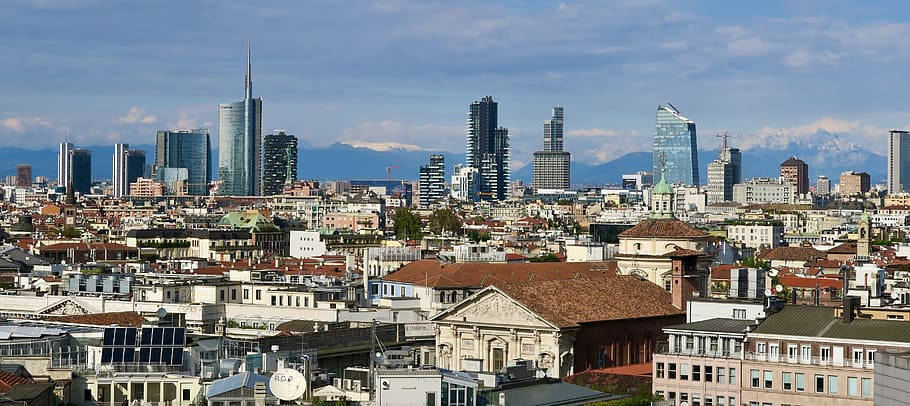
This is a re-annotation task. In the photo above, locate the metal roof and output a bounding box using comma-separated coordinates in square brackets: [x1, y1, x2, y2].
[753, 305, 910, 343]
[664, 318, 754, 334]
[207, 371, 272, 398]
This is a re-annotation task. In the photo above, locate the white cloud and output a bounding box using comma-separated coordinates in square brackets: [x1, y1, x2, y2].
[340, 120, 462, 152]
[119, 107, 157, 124]
[568, 128, 622, 137]
[1, 118, 26, 132]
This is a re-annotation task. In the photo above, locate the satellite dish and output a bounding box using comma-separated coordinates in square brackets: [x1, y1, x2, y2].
[764, 288, 773, 297]
[776, 284, 784, 293]
[769, 269, 779, 277]
[891, 291, 900, 300]
[269, 368, 307, 401]
[156, 308, 168, 318]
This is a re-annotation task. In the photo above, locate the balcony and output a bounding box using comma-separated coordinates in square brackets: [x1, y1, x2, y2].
[656, 341, 742, 360]
[743, 352, 874, 369]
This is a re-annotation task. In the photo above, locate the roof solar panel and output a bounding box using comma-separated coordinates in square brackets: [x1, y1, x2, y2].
[150, 348, 161, 363]
[112, 348, 123, 363]
[151, 328, 163, 345]
[172, 349, 183, 365]
[102, 328, 114, 346]
[101, 348, 112, 363]
[125, 328, 137, 346]
[174, 328, 185, 345]
[114, 328, 125, 346]
[161, 348, 172, 365]
[163, 328, 174, 346]
[140, 328, 152, 346]
[123, 348, 135, 363]
[139, 348, 150, 363]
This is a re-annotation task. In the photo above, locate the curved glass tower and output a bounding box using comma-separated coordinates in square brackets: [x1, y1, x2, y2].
[218, 44, 262, 196]
[653, 104, 699, 186]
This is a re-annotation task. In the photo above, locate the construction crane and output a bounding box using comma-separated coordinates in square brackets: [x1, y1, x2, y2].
[385, 165, 400, 180]
[716, 132, 736, 149]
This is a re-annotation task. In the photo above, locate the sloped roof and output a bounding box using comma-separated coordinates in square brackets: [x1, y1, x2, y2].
[827, 242, 858, 254]
[0, 370, 33, 392]
[384, 260, 616, 288]
[492, 275, 684, 328]
[207, 371, 271, 398]
[664, 318, 754, 334]
[53, 311, 147, 327]
[618, 219, 709, 239]
[757, 246, 825, 261]
[753, 305, 910, 343]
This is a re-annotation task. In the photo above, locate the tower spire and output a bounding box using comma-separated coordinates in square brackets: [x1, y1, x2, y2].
[245, 41, 252, 100]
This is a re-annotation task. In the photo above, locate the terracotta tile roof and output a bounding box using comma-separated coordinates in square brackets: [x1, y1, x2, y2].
[710, 264, 741, 281]
[384, 259, 616, 288]
[494, 275, 683, 328]
[53, 311, 147, 327]
[757, 246, 826, 261]
[779, 275, 842, 289]
[662, 246, 704, 257]
[618, 219, 709, 239]
[804, 259, 842, 268]
[0, 371, 33, 392]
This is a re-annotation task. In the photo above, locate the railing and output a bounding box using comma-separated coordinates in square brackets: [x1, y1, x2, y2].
[655, 341, 742, 360]
[743, 352, 874, 369]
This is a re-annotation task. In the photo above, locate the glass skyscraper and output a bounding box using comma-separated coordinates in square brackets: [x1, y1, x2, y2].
[70, 148, 92, 195]
[218, 44, 262, 196]
[155, 129, 211, 196]
[465, 96, 510, 200]
[653, 104, 699, 185]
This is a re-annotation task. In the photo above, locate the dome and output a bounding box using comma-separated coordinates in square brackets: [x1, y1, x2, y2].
[652, 177, 674, 195]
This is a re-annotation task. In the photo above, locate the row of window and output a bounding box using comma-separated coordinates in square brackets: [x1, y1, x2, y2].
[671, 334, 743, 355]
[755, 341, 876, 366]
[656, 362, 736, 385]
[749, 369, 871, 397]
[656, 391, 735, 406]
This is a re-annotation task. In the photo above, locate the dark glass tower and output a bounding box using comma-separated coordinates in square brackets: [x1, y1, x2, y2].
[653, 104, 699, 185]
[155, 129, 211, 196]
[262, 131, 298, 196]
[71, 148, 92, 195]
[465, 96, 510, 200]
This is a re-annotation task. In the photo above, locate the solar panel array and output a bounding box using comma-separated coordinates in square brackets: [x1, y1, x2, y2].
[101, 327, 185, 365]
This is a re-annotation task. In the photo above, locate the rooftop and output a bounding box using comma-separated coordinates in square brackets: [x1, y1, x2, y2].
[618, 219, 709, 239]
[664, 318, 754, 334]
[753, 305, 910, 343]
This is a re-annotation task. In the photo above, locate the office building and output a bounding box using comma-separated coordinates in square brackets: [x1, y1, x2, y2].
[839, 171, 871, 196]
[262, 131, 297, 196]
[817, 176, 831, 195]
[653, 104, 699, 186]
[780, 156, 809, 195]
[57, 142, 73, 188]
[532, 106, 570, 191]
[465, 96, 510, 200]
[112, 144, 146, 198]
[707, 146, 741, 204]
[155, 129, 211, 196]
[888, 130, 910, 194]
[15, 165, 31, 188]
[732, 178, 794, 205]
[419, 154, 445, 208]
[451, 164, 479, 202]
[70, 148, 92, 195]
[218, 44, 263, 196]
[622, 171, 654, 191]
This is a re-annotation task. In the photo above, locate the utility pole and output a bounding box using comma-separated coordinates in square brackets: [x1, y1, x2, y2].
[369, 319, 376, 400]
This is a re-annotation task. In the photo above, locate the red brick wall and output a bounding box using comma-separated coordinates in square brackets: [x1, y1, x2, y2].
[573, 315, 686, 371]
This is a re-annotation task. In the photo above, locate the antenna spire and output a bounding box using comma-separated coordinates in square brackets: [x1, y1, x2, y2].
[245, 41, 253, 100]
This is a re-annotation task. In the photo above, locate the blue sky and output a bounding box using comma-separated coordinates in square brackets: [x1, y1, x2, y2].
[2, 0, 910, 169]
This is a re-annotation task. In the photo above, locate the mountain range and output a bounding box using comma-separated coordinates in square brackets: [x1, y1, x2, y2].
[0, 130, 886, 187]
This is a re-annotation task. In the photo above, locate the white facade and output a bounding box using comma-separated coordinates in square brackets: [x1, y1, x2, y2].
[726, 223, 783, 249]
[58, 142, 73, 187]
[289, 230, 326, 259]
[733, 178, 794, 205]
[565, 244, 605, 262]
[450, 164, 479, 202]
[112, 143, 128, 198]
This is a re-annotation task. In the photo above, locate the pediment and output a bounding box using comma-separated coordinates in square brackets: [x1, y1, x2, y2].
[37, 298, 96, 316]
[439, 291, 552, 328]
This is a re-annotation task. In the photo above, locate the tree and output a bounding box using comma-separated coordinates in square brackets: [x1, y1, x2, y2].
[428, 209, 461, 235]
[467, 229, 491, 242]
[529, 253, 560, 262]
[61, 227, 81, 239]
[390, 208, 422, 240]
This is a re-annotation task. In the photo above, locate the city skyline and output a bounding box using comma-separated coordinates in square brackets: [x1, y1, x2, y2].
[3, 2, 910, 171]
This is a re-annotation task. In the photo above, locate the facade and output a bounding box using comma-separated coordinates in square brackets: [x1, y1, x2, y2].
[532, 106, 570, 190]
[129, 177, 165, 197]
[419, 154, 445, 208]
[57, 142, 74, 187]
[15, 164, 31, 187]
[218, 46, 263, 196]
[817, 175, 831, 195]
[289, 230, 327, 259]
[71, 148, 92, 195]
[653, 104, 699, 186]
[155, 129, 211, 196]
[262, 131, 298, 196]
[450, 164, 479, 202]
[726, 222, 783, 249]
[839, 171, 870, 196]
[707, 147, 741, 203]
[780, 156, 809, 195]
[732, 178, 794, 205]
[374, 369, 477, 406]
[113, 144, 146, 198]
[888, 130, 910, 194]
[465, 96, 510, 201]
[622, 171, 654, 191]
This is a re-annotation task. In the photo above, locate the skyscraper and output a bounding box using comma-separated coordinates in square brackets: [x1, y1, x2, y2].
[127, 150, 146, 186]
[780, 156, 809, 195]
[706, 138, 741, 203]
[262, 131, 298, 196]
[888, 130, 910, 194]
[419, 154, 445, 208]
[70, 148, 92, 195]
[218, 44, 262, 196]
[15, 165, 31, 188]
[465, 96, 509, 200]
[115, 144, 147, 197]
[816, 175, 831, 195]
[532, 106, 571, 190]
[653, 104, 699, 185]
[155, 129, 211, 196]
[58, 142, 73, 188]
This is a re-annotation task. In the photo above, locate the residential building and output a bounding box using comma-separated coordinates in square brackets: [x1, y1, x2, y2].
[726, 221, 783, 249]
[839, 171, 870, 196]
[289, 230, 327, 259]
[262, 130, 297, 196]
[888, 130, 910, 194]
[155, 129, 211, 196]
[419, 154, 445, 208]
[817, 175, 831, 195]
[532, 106, 570, 190]
[450, 164, 479, 202]
[732, 178, 794, 205]
[128, 177, 164, 197]
[653, 104, 699, 186]
[57, 142, 73, 188]
[15, 164, 31, 187]
[71, 148, 92, 195]
[218, 44, 263, 196]
[780, 156, 809, 195]
[465, 96, 510, 201]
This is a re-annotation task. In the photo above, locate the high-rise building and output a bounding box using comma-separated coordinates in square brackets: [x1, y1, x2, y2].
[780, 156, 809, 195]
[155, 129, 211, 196]
[839, 171, 871, 196]
[706, 144, 741, 204]
[465, 96, 509, 200]
[115, 144, 147, 197]
[127, 150, 146, 186]
[70, 148, 92, 195]
[653, 104, 699, 186]
[15, 165, 31, 188]
[532, 106, 570, 190]
[262, 131, 298, 196]
[218, 44, 262, 196]
[450, 164, 479, 202]
[816, 175, 831, 195]
[888, 130, 910, 194]
[419, 154, 445, 208]
[57, 142, 73, 188]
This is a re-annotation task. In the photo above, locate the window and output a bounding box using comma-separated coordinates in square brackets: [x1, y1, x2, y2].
[717, 396, 724, 406]
[668, 363, 677, 379]
[733, 308, 747, 319]
[782, 372, 792, 390]
[728, 397, 735, 406]
[656, 363, 665, 378]
[710, 337, 718, 352]
[820, 347, 830, 363]
[751, 369, 760, 388]
[828, 375, 838, 394]
[764, 370, 773, 389]
[271, 296, 276, 306]
[296, 297, 300, 307]
[861, 378, 871, 397]
[705, 365, 713, 382]
[686, 336, 694, 351]
[795, 373, 806, 392]
[717, 367, 725, 383]
[692, 393, 701, 406]
[729, 368, 736, 385]
[757, 342, 767, 356]
[788, 344, 798, 361]
[231, 289, 236, 301]
[815, 374, 824, 393]
[219, 290, 225, 301]
[255, 290, 261, 300]
[801, 345, 811, 362]
[848, 377, 858, 397]
[853, 348, 863, 366]
[769, 343, 779, 360]
[182, 389, 190, 401]
[279, 296, 283, 306]
[698, 337, 706, 354]
[867, 349, 876, 366]
[705, 396, 712, 406]
[692, 365, 701, 381]
[680, 364, 689, 380]
[243, 289, 249, 300]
